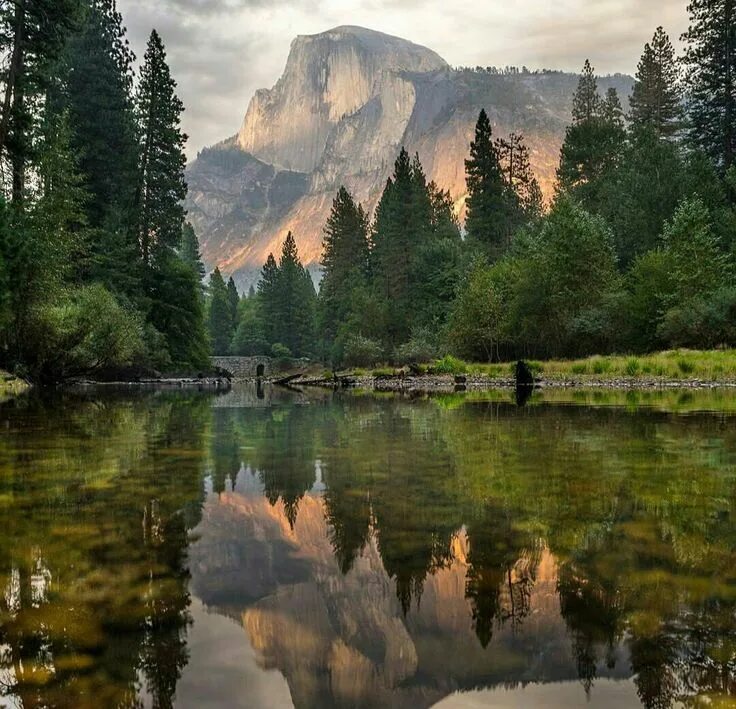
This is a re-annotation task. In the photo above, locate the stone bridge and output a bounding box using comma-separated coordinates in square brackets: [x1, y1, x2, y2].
[211, 356, 273, 380]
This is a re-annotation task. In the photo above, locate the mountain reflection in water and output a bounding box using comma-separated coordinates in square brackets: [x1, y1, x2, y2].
[1, 385, 736, 708]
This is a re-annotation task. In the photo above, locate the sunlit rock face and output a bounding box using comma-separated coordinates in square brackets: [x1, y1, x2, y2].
[237, 26, 448, 174]
[185, 26, 633, 287]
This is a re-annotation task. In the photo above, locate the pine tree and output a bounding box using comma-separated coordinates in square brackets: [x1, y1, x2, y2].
[136, 30, 187, 265]
[572, 60, 601, 124]
[683, 0, 736, 170]
[371, 149, 432, 348]
[495, 132, 544, 220]
[150, 255, 210, 368]
[207, 268, 232, 355]
[179, 222, 206, 283]
[0, 0, 81, 205]
[60, 0, 138, 231]
[226, 276, 239, 333]
[558, 62, 625, 207]
[319, 186, 370, 351]
[56, 0, 141, 300]
[465, 110, 510, 258]
[257, 253, 280, 346]
[275, 232, 316, 357]
[602, 88, 625, 130]
[630, 27, 682, 138]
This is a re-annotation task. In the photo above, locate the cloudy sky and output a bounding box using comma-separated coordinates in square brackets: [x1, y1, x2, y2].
[117, 0, 689, 159]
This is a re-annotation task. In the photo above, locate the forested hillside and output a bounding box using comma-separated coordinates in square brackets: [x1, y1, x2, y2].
[227, 7, 736, 367]
[0, 0, 209, 382]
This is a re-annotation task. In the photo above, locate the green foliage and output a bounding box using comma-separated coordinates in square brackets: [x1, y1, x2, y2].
[342, 335, 384, 368]
[433, 355, 469, 375]
[149, 255, 210, 369]
[447, 260, 509, 362]
[59, 0, 140, 296]
[394, 328, 441, 365]
[180, 222, 206, 284]
[136, 30, 187, 265]
[27, 284, 145, 382]
[318, 186, 370, 353]
[683, 0, 736, 170]
[509, 197, 621, 358]
[464, 109, 516, 258]
[271, 343, 292, 360]
[557, 61, 625, 208]
[230, 294, 269, 356]
[250, 233, 316, 359]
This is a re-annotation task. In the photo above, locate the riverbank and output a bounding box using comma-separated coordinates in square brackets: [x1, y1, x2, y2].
[0, 371, 30, 401]
[295, 350, 736, 393]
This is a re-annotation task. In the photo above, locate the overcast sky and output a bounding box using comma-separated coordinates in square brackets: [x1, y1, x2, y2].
[116, 0, 690, 159]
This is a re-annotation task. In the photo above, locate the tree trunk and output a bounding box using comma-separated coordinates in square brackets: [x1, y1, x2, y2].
[0, 0, 26, 157]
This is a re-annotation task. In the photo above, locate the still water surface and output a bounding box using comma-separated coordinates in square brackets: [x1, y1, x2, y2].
[2, 385, 736, 708]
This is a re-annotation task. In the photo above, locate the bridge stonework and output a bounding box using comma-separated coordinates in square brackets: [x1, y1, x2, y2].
[211, 356, 273, 380]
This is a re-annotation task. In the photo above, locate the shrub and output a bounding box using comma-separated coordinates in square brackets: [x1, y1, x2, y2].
[27, 285, 146, 382]
[625, 358, 641, 377]
[592, 357, 612, 375]
[271, 343, 292, 359]
[394, 328, 440, 365]
[433, 355, 468, 375]
[342, 335, 384, 368]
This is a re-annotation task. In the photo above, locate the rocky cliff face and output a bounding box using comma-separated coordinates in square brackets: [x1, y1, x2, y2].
[185, 26, 632, 287]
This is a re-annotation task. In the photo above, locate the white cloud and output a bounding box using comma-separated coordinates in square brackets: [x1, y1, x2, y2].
[116, 0, 689, 158]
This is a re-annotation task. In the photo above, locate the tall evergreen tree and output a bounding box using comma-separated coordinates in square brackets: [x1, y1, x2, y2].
[683, 0, 736, 170]
[56, 0, 142, 301]
[275, 232, 316, 357]
[0, 0, 80, 205]
[257, 253, 280, 346]
[602, 88, 625, 129]
[226, 276, 239, 332]
[495, 132, 544, 220]
[630, 27, 682, 138]
[179, 221, 206, 283]
[465, 109, 511, 258]
[207, 268, 232, 355]
[572, 60, 601, 123]
[319, 186, 370, 353]
[136, 29, 187, 265]
[558, 61, 625, 207]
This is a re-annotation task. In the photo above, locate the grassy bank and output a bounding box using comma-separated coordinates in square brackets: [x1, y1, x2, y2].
[468, 350, 736, 382]
[352, 350, 736, 383]
[0, 371, 30, 401]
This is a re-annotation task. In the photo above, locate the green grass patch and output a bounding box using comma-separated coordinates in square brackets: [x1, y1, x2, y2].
[433, 355, 469, 375]
[437, 350, 736, 382]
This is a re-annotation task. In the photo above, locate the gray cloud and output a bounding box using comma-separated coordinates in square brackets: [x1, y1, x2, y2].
[116, 0, 689, 159]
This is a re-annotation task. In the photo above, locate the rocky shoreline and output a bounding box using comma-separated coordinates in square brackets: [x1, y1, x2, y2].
[293, 373, 736, 393]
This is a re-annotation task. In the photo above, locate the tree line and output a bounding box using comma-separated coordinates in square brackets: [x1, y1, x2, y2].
[0, 0, 209, 382]
[224, 1, 735, 367]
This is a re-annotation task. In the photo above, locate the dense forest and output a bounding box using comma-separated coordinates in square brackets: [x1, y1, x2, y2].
[0, 0, 209, 382]
[224, 1, 736, 368]
[0, 1, 734, 381]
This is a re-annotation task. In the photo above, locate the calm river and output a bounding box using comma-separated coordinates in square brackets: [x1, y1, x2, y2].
[1, 385, 736, 708]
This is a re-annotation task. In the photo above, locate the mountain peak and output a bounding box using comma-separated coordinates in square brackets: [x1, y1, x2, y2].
[237, 25, 448, 174]
[296, 25, 449, 67]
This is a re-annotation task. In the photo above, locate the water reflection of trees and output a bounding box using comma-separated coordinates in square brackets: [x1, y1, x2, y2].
[238, 393, 736, 707]
[4, 388, 736, 708]
[0, 392, 213, 708]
